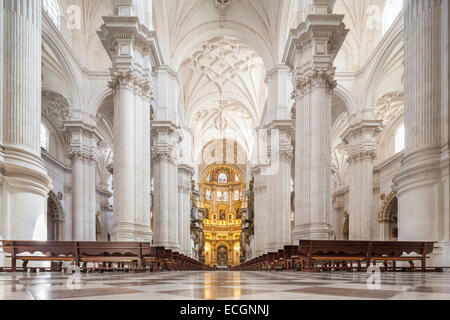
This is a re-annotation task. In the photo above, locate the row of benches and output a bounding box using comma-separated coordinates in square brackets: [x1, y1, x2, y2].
[0, 241, 213, 273]
[232, 240, 439, 272]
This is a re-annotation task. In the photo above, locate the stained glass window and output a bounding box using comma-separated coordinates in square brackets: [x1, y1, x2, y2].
[206, 189, 211, 200]
[217, 191, 223, 201]
[223, 191, 229, 202]
[234, 190, 239, 201]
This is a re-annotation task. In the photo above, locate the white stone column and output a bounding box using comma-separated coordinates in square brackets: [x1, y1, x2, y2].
[252, 166, 268, 256]
[342, 113, 381, 240]
[0, 0, 52, 240]
[268, 123, 293, 251]
[394, 0, 446, 247]
[152, 122, 180, 250]
[64, 117, 100, 241]
[264, 65, 293, 252]
[284, 1, 348, 241]
[178, 165, 194, 255]
[98, 2, 161, 241]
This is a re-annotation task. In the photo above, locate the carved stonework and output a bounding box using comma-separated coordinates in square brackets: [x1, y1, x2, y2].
[213, 0, 231, 27]
[42, 91, 71, 126]
[379, 190, 398, 222]
[293, 67, 337, 98]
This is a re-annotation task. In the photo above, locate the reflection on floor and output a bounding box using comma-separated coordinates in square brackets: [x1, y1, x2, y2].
[1, 271, 450, 300]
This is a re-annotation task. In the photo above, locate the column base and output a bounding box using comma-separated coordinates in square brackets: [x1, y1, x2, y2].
[167, 242, 181, 252]
[394, 146, 443, 241]
[293, 223, 335, 241]
[112, 222, 152, 242]
[428, 241, 450, 268]
[0, 147, 51, 240]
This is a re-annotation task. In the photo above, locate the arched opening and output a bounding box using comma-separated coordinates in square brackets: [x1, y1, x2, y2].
[96, 212, 102, 241]
[217, 245, 229, 267]
[47, 191, 64, 240]
[379, 191, 399, 241]
[343, 212, 349, 240]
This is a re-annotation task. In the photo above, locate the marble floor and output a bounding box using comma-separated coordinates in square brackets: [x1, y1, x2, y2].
[1, 270, 450, 300]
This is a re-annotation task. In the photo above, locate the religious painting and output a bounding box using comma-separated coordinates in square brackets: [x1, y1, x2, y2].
[217, 191, 223, 201]
[218, 173, 228, 183]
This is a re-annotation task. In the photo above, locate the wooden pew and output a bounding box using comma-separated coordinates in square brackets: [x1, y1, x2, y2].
[0, 241, 212, 273]
[298, 240, 370, 272]
[0, 241, 78, 272]
[77, 241, 143, 272]
[369, 241, 434, 271]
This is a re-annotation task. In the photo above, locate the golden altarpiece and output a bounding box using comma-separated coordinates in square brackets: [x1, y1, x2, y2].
[199, 164, 246, 267]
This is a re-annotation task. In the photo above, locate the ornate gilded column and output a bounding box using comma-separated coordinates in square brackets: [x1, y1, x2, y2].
[0, 0, 52, 240]
[64, 116, 101, 241]
[284, 0, 348, 241]
[342, 112, 382, 240]
[98, 0, 161, 241]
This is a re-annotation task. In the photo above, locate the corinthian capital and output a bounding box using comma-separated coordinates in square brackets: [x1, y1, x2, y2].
[341, 112, 383, 164]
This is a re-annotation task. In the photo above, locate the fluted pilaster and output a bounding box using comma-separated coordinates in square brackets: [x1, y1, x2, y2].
[252, 166, 268, 257]
[152, 122, 180, 250]
[394, 0, 446, 245]
[0, 0, 51, 241]
[284, 9, 348, 241]
[178, 165, 194, 256]
[98, 7, 161, 241]
[64, 117, 100, 241]
[266, 121, 293, 251]
[342, 113, 381, 240]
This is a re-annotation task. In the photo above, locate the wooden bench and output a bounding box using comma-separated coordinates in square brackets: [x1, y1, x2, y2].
[77, 241, 144, 272]
[297, 240, 436, 272]
[232, 240, 438, 272]
[369, 241, 434, 271]
[0, 241, 211, 273]
[0, 241, 79, 272]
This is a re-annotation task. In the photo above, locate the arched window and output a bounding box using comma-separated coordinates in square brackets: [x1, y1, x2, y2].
[383, 0, 403, 34]
[40, 123, 50, 151]
[44, 0, 61, 29]
[395, 124, 405, 154]
[218, 173, 228, 183]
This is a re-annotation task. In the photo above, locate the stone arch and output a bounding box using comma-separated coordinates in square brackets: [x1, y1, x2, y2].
[96, 211, 102, 240]
[379, 191, 398, 241]
[47, 190, 64, 240]
[379, 191, 398, 222]
[343, 212, 349, 240]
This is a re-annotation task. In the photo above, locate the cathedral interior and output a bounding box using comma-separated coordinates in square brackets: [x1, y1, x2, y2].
[0, 0, 449, 301]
